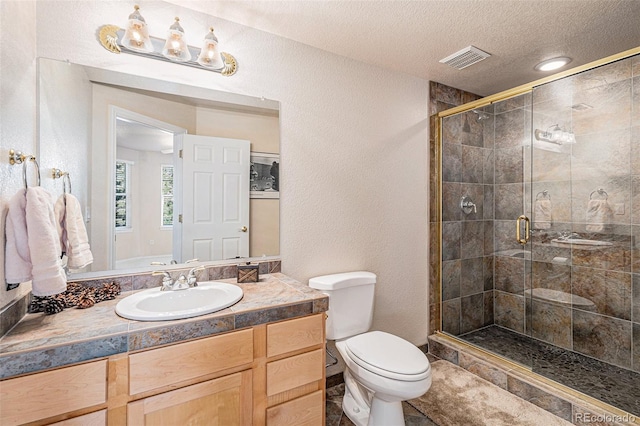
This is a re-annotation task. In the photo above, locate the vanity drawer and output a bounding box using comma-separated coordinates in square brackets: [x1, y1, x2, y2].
[51, 409, 106, 426]
[267, 313, 324, 357]
[266, 390, 323, 426]
[0, 360, 107, 425]
[266, 349, 324, 396]
[129, 328, 253, 395]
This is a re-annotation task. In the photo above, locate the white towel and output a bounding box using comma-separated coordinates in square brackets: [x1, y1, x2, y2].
[534, 199, 552, 229]
[5, 189, 32, 284]
[585, 199, 613, 232]
[54, 193, 93, 270]
[26, 187, 66, 296]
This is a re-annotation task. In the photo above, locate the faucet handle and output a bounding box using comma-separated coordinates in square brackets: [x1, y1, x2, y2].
[187, 266, 206, 287]
[152, 270, 173, 290]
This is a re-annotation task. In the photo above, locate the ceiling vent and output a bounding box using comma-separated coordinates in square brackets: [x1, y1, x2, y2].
[439, 46, 491, 70]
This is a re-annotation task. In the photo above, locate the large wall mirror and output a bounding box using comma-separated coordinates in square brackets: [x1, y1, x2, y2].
[38, 57, 280, 279]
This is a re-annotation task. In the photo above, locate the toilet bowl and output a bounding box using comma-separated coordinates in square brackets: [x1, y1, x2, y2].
[309, 272, 432, 426]
[336, 331, 432, 425]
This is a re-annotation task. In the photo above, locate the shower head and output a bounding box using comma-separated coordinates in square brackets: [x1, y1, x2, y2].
[462, 114, 471, 133]
[472, 109, 491, 121]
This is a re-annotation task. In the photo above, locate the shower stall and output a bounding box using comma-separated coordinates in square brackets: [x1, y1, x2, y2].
[434, 50, 640, 416]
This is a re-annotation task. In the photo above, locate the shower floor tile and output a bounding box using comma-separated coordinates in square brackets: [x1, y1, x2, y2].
[459, 325, 640, 416]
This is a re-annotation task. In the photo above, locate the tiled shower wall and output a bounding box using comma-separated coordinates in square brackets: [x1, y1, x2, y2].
[428, 82, 486, 335]
[433, 54, 640, 373]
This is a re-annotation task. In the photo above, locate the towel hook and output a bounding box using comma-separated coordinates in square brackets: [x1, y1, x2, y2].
[10, 149, 40, 188]
[52, 168, 72, 194]
[536, 190, 551, 200]
[589, 188, 608, 200]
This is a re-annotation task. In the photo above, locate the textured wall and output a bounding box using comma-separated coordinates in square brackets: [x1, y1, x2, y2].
[1, 1, 429, 346]
[0, 1, 37, 309]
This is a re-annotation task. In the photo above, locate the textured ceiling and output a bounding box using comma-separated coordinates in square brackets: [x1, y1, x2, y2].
[171, 0, 640, 96]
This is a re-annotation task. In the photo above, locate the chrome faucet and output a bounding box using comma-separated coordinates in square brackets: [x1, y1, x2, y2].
[153, 266, 205, 291]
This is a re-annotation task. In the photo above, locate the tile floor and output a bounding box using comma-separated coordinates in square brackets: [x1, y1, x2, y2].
[460, 325, 640, 416]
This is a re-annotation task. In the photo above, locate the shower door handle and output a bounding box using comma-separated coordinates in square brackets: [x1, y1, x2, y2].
[516, 215, 530, 245]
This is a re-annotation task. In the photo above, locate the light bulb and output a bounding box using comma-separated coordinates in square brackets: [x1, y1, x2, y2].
[161, 17, 191, 62]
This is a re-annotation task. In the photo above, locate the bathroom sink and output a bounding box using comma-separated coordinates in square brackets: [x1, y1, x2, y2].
[550, 238, 612, 247]
[115, 281, 243, 321]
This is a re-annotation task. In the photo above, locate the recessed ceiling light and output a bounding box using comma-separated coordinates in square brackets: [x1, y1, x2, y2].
[534, 57, 572, 72]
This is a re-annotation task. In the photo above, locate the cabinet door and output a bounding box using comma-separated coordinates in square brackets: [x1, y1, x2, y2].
[127, 370, 252, 426]
[0, 360, 107, 425]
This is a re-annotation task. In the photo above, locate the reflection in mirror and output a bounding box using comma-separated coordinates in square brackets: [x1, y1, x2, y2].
[37, 57, 280, 279]
[114, 112, 185, 269]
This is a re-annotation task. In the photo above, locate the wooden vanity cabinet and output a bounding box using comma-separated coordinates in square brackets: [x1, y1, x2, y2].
[120, 312, 325, 426]
[263, 314, 326, 426]
[0, 313, 325, 426]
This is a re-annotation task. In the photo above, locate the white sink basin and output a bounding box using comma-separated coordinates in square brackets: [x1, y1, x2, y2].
[116, 281, 243, 321]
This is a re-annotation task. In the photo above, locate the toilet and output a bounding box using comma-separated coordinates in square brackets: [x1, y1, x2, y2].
[309, 271, 431, 426]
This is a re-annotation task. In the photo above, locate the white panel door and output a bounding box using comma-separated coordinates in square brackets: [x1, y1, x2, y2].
[173, 135, 250, 262]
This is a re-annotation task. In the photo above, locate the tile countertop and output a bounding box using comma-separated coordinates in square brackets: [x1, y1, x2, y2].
[0, 273, 328, 380]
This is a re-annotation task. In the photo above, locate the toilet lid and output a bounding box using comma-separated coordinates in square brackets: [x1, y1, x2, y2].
[345, 331, 430, 379]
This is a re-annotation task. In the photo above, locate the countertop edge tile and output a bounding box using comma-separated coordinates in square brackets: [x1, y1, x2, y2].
[128, 315, 236, 352]
[0, 333, 128, 379]
[0, 274, 328, 380]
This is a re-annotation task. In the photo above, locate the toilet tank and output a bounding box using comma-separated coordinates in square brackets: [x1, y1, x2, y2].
[309, 271, 376, 340]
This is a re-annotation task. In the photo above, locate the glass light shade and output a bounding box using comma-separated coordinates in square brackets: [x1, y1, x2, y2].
[534, 57, 572, 72]
[161, 18, 191, 62]
[197, 28, 224, 69]
[121, 5, 153, 53]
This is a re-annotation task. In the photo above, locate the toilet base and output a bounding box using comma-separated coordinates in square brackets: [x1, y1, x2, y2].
[342, 383, 370, 426]
[342, 370, 406, 426]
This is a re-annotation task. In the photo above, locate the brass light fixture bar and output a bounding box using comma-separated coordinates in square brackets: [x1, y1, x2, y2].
[98, 22, 237, 77]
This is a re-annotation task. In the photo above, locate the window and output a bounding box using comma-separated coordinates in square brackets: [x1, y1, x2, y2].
[115, 160, 132, 230]
[161, 165, 174, 227]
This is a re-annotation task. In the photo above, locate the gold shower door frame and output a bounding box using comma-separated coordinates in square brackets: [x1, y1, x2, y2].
[431, 45, 640, 417]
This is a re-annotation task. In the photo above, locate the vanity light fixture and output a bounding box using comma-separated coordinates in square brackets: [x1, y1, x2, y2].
[162, 17, 191, 62]
[534, 57, 572, 72]
[534, 124, 576, 145]
[98, 6, 237, 76]
[120, 5, 153, 53]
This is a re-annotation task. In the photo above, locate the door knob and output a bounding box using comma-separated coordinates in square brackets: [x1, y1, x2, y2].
[241, 226, 248, 232]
